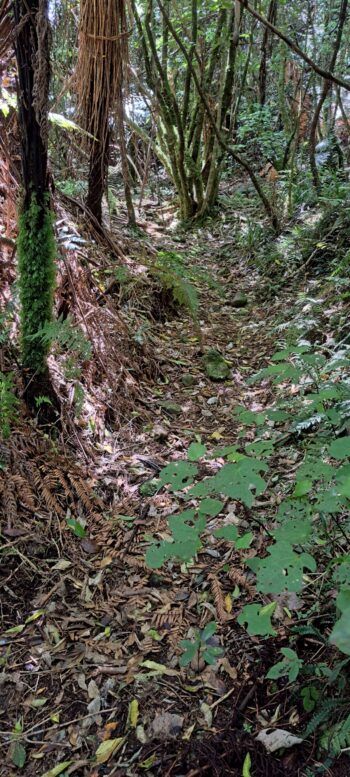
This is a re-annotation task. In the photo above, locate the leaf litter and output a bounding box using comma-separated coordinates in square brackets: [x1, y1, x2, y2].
[1, 193, 346, 776]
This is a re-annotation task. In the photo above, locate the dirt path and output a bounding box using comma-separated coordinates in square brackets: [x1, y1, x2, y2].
[0, 213, 321, 777]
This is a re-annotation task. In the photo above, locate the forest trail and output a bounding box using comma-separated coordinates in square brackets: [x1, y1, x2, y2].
[1, 209, 346, 777]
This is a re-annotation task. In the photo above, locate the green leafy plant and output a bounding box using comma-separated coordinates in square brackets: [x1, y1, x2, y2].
[0, 372, 19, 438]
[149, 251, 199, 318]
[179, 621, 223, 667]
[30, 315, 91, 416]
[9, 720, 26, 769]
[267, 648, 304, 683]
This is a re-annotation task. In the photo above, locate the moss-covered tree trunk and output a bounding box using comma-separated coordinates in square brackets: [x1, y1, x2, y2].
[14, 0, 57, 414]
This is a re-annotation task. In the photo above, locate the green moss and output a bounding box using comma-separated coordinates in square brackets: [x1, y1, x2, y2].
[17, 194, 56, 372]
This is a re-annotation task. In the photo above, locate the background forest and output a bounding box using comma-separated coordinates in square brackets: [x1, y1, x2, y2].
[2, 0, 350, 775]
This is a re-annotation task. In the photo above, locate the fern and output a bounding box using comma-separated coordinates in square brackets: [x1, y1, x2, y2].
[149, 251, 199, 318]
[30, 315, 91, 361]
[319, 714, 350, 756]
[0, 372, 19, 439]
[291, 625, 327, 643]
[303, 698, 344, 738]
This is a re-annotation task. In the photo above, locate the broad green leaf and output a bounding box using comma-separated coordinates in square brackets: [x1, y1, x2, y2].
[272, 519, 312, 543]
[333, 561, 350, 586]
[95, 737, 126, 764]
[201, 621, 217, 642]
[145, 542, 171, 569]
[245, 440, 274, 458]
[236, 532, 253, 549]
[249, 363, 303, 385]
[11, 741, 26, 769]
[293, 480, 312, 497]
[267, 648, 302, 682]
[252, 541, 316, 593]
[329, 437, 350, 460]
[202, 646, 224, 664]
[266, 660, 290, 680]
[191, 460, 267, 507]
[198, 498, 224, 516]
[234, 407, 266, 426]
[188, 442, 207, 461]
[301, 686, 319, 712]
[238, 603, 276, 636]
[66, 518, 86, 538]
[266, 409, 292, 422]
[330, 611, 350, 656]
[214, 525, 238, 542]
[159, 461, 198, 491]
[179, 640, 199, 666]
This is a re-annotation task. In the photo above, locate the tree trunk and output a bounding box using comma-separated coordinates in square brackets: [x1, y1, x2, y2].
[13, 0, 58, 418]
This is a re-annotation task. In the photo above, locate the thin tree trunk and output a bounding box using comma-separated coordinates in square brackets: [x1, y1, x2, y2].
[309, 0, 348, 190]
[258, 0, 277, 105]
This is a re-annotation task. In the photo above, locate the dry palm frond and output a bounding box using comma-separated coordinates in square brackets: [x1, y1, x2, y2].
[0, 0, 12, 60]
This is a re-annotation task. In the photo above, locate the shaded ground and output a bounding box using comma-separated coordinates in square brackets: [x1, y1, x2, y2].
[0, 191, 347, 776]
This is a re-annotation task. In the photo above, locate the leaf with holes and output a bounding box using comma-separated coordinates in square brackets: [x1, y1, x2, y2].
[248, 541, 316, 593]
[190, 459, 267, 508]
[272, 518, 312, 543]
[159, 461, 198, 491]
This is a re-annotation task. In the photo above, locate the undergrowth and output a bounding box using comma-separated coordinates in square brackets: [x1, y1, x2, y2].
[141, 281, 350, 763]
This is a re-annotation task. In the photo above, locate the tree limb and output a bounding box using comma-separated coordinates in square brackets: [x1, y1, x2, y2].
[236, 0, 350, 92]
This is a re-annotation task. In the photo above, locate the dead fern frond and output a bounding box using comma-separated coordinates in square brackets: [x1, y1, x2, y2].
[68, 473, 101, 521]
[228, 568, 256, 598]
[3, 479, 17, 525]
[12, 474, 36, 512]
[209, 573, 229, 623]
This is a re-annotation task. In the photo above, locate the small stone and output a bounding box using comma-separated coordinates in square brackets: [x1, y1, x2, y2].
[139, 478, 160, 497]
[202, 349, 230, 381]
[181, 374, 195, 386]
[153, 424, 169, 441]
[231, 291, 248, 308]
[151, 712, 184, 740]
[160, 401, 182, 415]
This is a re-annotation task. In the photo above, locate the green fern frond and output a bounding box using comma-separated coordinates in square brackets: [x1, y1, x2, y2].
[319, 713, 350, 756]
[303, 698, 344, 738]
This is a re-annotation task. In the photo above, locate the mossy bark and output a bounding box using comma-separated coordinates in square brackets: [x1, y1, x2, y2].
[14, 0, 59, 419]
[17, 195, 56, 373]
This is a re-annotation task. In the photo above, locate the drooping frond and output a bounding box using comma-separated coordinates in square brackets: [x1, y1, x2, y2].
[0, 0, 12, 60]
[75, 0, 128, 142]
